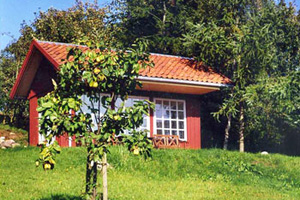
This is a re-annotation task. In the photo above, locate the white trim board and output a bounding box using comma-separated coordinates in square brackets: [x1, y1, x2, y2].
[138, 76, 230, 88]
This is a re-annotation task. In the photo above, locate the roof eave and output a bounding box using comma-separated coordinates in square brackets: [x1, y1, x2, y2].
[137, 76, 231, 88]
[9, 42, 36, 99]
[9, 40, 60, 100]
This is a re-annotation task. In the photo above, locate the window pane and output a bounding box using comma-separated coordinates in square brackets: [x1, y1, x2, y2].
[156, 100, 162, 110]
[164, 130, 170, 135]
[82, 95, 108, 131]
[178, 111, 184, 119]
[115, 98, 123, 108]
[156, 120, 162, 128]
[171, 121, 177, 129]
[163, 101, 170, 110]
[157, 129, 162, 135]
[171, 101, 177, 110]
[172, 130, 177, 136]
[171, 111, 177, 119]
[179, 131, 184, 139]
[178, 102, 184, 110]
[179, 121, 184, 129]
[156, 110, 162, 118]
[163, 110, 170, 119]
[125, 98, 132, 107]
[164, 120, 170, 128]
[142, 118, 147, 128]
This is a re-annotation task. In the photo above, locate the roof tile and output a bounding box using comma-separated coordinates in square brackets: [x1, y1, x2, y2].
[36, 40, 231, 85]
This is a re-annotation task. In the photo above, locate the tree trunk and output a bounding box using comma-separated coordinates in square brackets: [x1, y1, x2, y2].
[163, 1, 166, 30]
[85, 148, 98, 199]
[162, 1, 167, 52]
[85, 150, 92, 195]
[2, 116, 6, 125]
[239, 103, 245, 152]
[92, 161, 97, 200]
[223, 113, 232, 150]
[10, 109, 15, 124]
[102, 152, 108, 200]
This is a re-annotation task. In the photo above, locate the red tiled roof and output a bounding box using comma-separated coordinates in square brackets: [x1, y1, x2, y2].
[36, 40, 231, 85]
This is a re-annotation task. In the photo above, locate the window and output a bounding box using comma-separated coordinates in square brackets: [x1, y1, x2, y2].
[81, 95, 150, 136]
[115, 96, 150, 136]
[154, 98, 187, 140]
[81, 95, 107, 132]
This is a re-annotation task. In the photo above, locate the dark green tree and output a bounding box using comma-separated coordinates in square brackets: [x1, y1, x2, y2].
[112, 0, 203, 55]
[0, 52, 28, 127]
[183, 0, 300, 152]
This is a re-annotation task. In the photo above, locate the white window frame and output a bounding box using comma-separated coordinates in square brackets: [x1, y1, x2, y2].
[153, 98, 187, 141]
[69, 136, 73, 147]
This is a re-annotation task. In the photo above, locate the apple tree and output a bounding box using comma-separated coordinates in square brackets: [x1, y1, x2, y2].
[36, 40, 154, 200]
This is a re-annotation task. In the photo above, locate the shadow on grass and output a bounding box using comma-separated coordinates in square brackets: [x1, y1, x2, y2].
[39, 194, 117, 200]
[39, 194, 83, 200]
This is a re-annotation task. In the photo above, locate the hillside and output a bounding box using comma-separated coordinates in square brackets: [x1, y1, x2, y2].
[0, 125, 28, 146]
[0, 147, 299, 200]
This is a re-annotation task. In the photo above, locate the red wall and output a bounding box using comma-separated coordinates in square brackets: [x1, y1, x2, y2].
[25, 59, 202, 148]
[185, 98, 201, 149]
[57, 133, 70, 147]
[28, 90, 71, 147]
[29, 90, 202, 148]
[29, 96, 39, 146]
[145, 91, 201, 149]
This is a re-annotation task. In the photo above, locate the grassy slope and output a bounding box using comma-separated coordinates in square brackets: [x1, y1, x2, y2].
[0, 124, 28, 146]
[0, 147, 299, 200]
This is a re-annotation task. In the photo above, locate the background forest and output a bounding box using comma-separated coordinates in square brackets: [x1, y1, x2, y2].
[0, 0, 299, 155]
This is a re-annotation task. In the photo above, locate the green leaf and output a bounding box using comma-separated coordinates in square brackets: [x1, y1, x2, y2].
[68, 98, 76, 109]
[102, 68, 109, 76]
[42, 102, 54, 108]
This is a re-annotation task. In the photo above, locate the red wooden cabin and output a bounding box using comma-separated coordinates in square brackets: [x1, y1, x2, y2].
[10, 40, 231, 149]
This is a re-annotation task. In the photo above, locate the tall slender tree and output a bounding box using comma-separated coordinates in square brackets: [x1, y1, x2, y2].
[184, 0, 300, 152]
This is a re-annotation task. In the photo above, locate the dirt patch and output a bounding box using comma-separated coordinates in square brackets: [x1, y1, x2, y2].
[0, 129, 28, 146]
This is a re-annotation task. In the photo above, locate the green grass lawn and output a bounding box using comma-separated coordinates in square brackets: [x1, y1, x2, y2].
[0, 146, 299, 200]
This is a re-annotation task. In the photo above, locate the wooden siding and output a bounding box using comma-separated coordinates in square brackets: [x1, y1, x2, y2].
[186, 98, 201, 149]
[29, 94, 39, 146]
